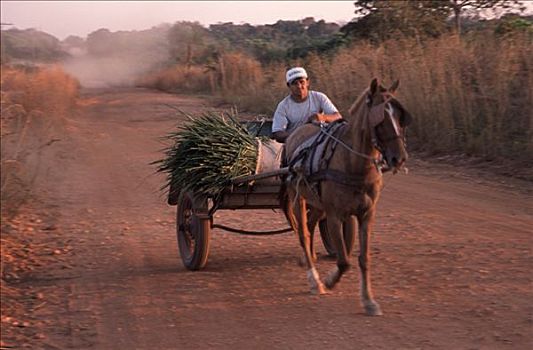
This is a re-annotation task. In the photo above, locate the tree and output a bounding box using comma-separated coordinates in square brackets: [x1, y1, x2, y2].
[1, 28, 67, 62]
[167, 22, 211, 66]
[447, 0, 525, 34]
[347, 1, 450, 42]
[86, 28, 113, 55]
[307, 19, 340, 38]
[350, 0, 526, 38]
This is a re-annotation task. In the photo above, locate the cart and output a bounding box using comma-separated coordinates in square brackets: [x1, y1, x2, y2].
[169, 120, 356, 270]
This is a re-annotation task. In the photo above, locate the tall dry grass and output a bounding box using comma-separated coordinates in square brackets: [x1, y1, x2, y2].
[137, 52, 284, 113]
[1, 65, 79, 343]
[136, 52, 265, 95]
[276, 33, 532, 161]
[1, 65, 79, 116]
[1, 65, 79, 215]
[136, 65, 212, 93]
[139, 32, 531, 161]
[215, 53, 284, 113]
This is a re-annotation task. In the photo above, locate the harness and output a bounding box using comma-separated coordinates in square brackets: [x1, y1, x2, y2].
[287, 120, 381, 196]
[288, 119, 347, 177]
[287, 97, 402, 193]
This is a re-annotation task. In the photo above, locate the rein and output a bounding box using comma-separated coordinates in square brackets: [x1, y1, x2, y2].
[318, 123, 380, 166]
[288, 97, 405, 191]
[308, 169, 381, 188]
[317, 97, 398, 169]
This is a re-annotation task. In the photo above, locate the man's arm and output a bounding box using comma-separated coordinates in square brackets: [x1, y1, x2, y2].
[307, 111, 342, 124]
[308, 92, 342, 124]
[272, 130, 290, 143]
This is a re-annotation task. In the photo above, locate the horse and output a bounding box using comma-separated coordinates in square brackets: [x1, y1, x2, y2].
[283, 78, 412, 316]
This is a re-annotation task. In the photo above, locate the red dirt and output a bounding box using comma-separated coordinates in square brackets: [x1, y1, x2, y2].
[2, 87, 532, 349]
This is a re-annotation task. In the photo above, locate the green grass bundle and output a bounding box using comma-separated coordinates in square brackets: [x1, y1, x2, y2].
[155, 110, 259, 198]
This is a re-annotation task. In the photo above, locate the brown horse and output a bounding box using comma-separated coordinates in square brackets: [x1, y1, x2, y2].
[283, 78, 412, 316]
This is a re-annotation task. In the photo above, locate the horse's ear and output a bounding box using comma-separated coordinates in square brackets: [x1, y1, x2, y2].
[389, 80, 400, 94]
[370, 78, 378, 95]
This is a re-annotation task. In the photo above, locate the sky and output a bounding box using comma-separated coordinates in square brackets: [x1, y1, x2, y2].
[0, 1, 358, 40]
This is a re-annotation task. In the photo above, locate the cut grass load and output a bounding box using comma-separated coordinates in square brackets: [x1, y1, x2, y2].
[154, 111, 264, 198]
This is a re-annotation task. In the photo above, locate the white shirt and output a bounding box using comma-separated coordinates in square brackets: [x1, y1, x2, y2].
[272, 91, 339, 134]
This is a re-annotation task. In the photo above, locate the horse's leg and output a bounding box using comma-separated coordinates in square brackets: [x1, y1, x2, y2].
[357, 207, 382, 316]
[284, 192, 298, 233]
[296, 196, 326, 295]
[297, 207, 321, 266]
[285, 190, 306, 268]
[324, 214, 351, 289]
[286, 192, 308, 268]
[307, 207, 322, 262]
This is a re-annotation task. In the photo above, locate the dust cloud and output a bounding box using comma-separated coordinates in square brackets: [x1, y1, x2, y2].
[61, 27, 170, 88]
[62, 54, 167, 88]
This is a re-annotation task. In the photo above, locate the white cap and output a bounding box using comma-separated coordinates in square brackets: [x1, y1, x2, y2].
[286, 67, 308, 84]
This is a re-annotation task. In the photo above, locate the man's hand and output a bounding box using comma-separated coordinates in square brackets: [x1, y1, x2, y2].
[307, 112, 323, 124]
[307, 112, 342, 124]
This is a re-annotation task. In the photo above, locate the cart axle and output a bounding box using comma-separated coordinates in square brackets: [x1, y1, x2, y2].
[211, 223, 292, 235]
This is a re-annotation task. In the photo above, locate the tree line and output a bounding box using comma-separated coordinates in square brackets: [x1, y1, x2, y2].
[2, 1, 530, 66]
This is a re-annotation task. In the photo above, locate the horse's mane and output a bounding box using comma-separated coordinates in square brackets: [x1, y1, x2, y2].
[348, 87, 371, 132]
[346, 88, 372, 148]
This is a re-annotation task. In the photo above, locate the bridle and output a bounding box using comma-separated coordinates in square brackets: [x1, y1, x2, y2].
[309, 91, 409, 176]
[314, 99, 404, 173]
[367, 94, 407, 158]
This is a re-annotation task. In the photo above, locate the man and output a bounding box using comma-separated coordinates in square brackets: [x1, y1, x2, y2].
[271, 67, 342, 143]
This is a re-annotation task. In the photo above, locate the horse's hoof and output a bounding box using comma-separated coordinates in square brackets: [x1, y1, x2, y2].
[324, 280, 335, 290]
[311, 283, 328, 295]
[364, 302, 383, 316]
[324, 267, 340, 289]
[325, 276, 338, 290]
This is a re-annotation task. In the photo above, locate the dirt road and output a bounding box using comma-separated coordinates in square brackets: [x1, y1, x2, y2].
[6, 87, 532, 349]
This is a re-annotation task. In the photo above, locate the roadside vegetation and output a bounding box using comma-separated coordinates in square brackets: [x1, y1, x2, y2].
[145, 28, 530, 161]
[135, 3, 532, 162]
[1, 63, 79, 236]
[303, 31, 532, 160]
[1, 65, 79, 212]
[1, 65, 79, 346]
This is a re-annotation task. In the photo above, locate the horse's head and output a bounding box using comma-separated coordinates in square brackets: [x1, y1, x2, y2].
[366, 78, 412, 172]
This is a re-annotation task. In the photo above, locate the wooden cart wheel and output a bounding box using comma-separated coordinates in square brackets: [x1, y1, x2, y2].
[319, 216, 356, 257]
[176, 192, 211, 270]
